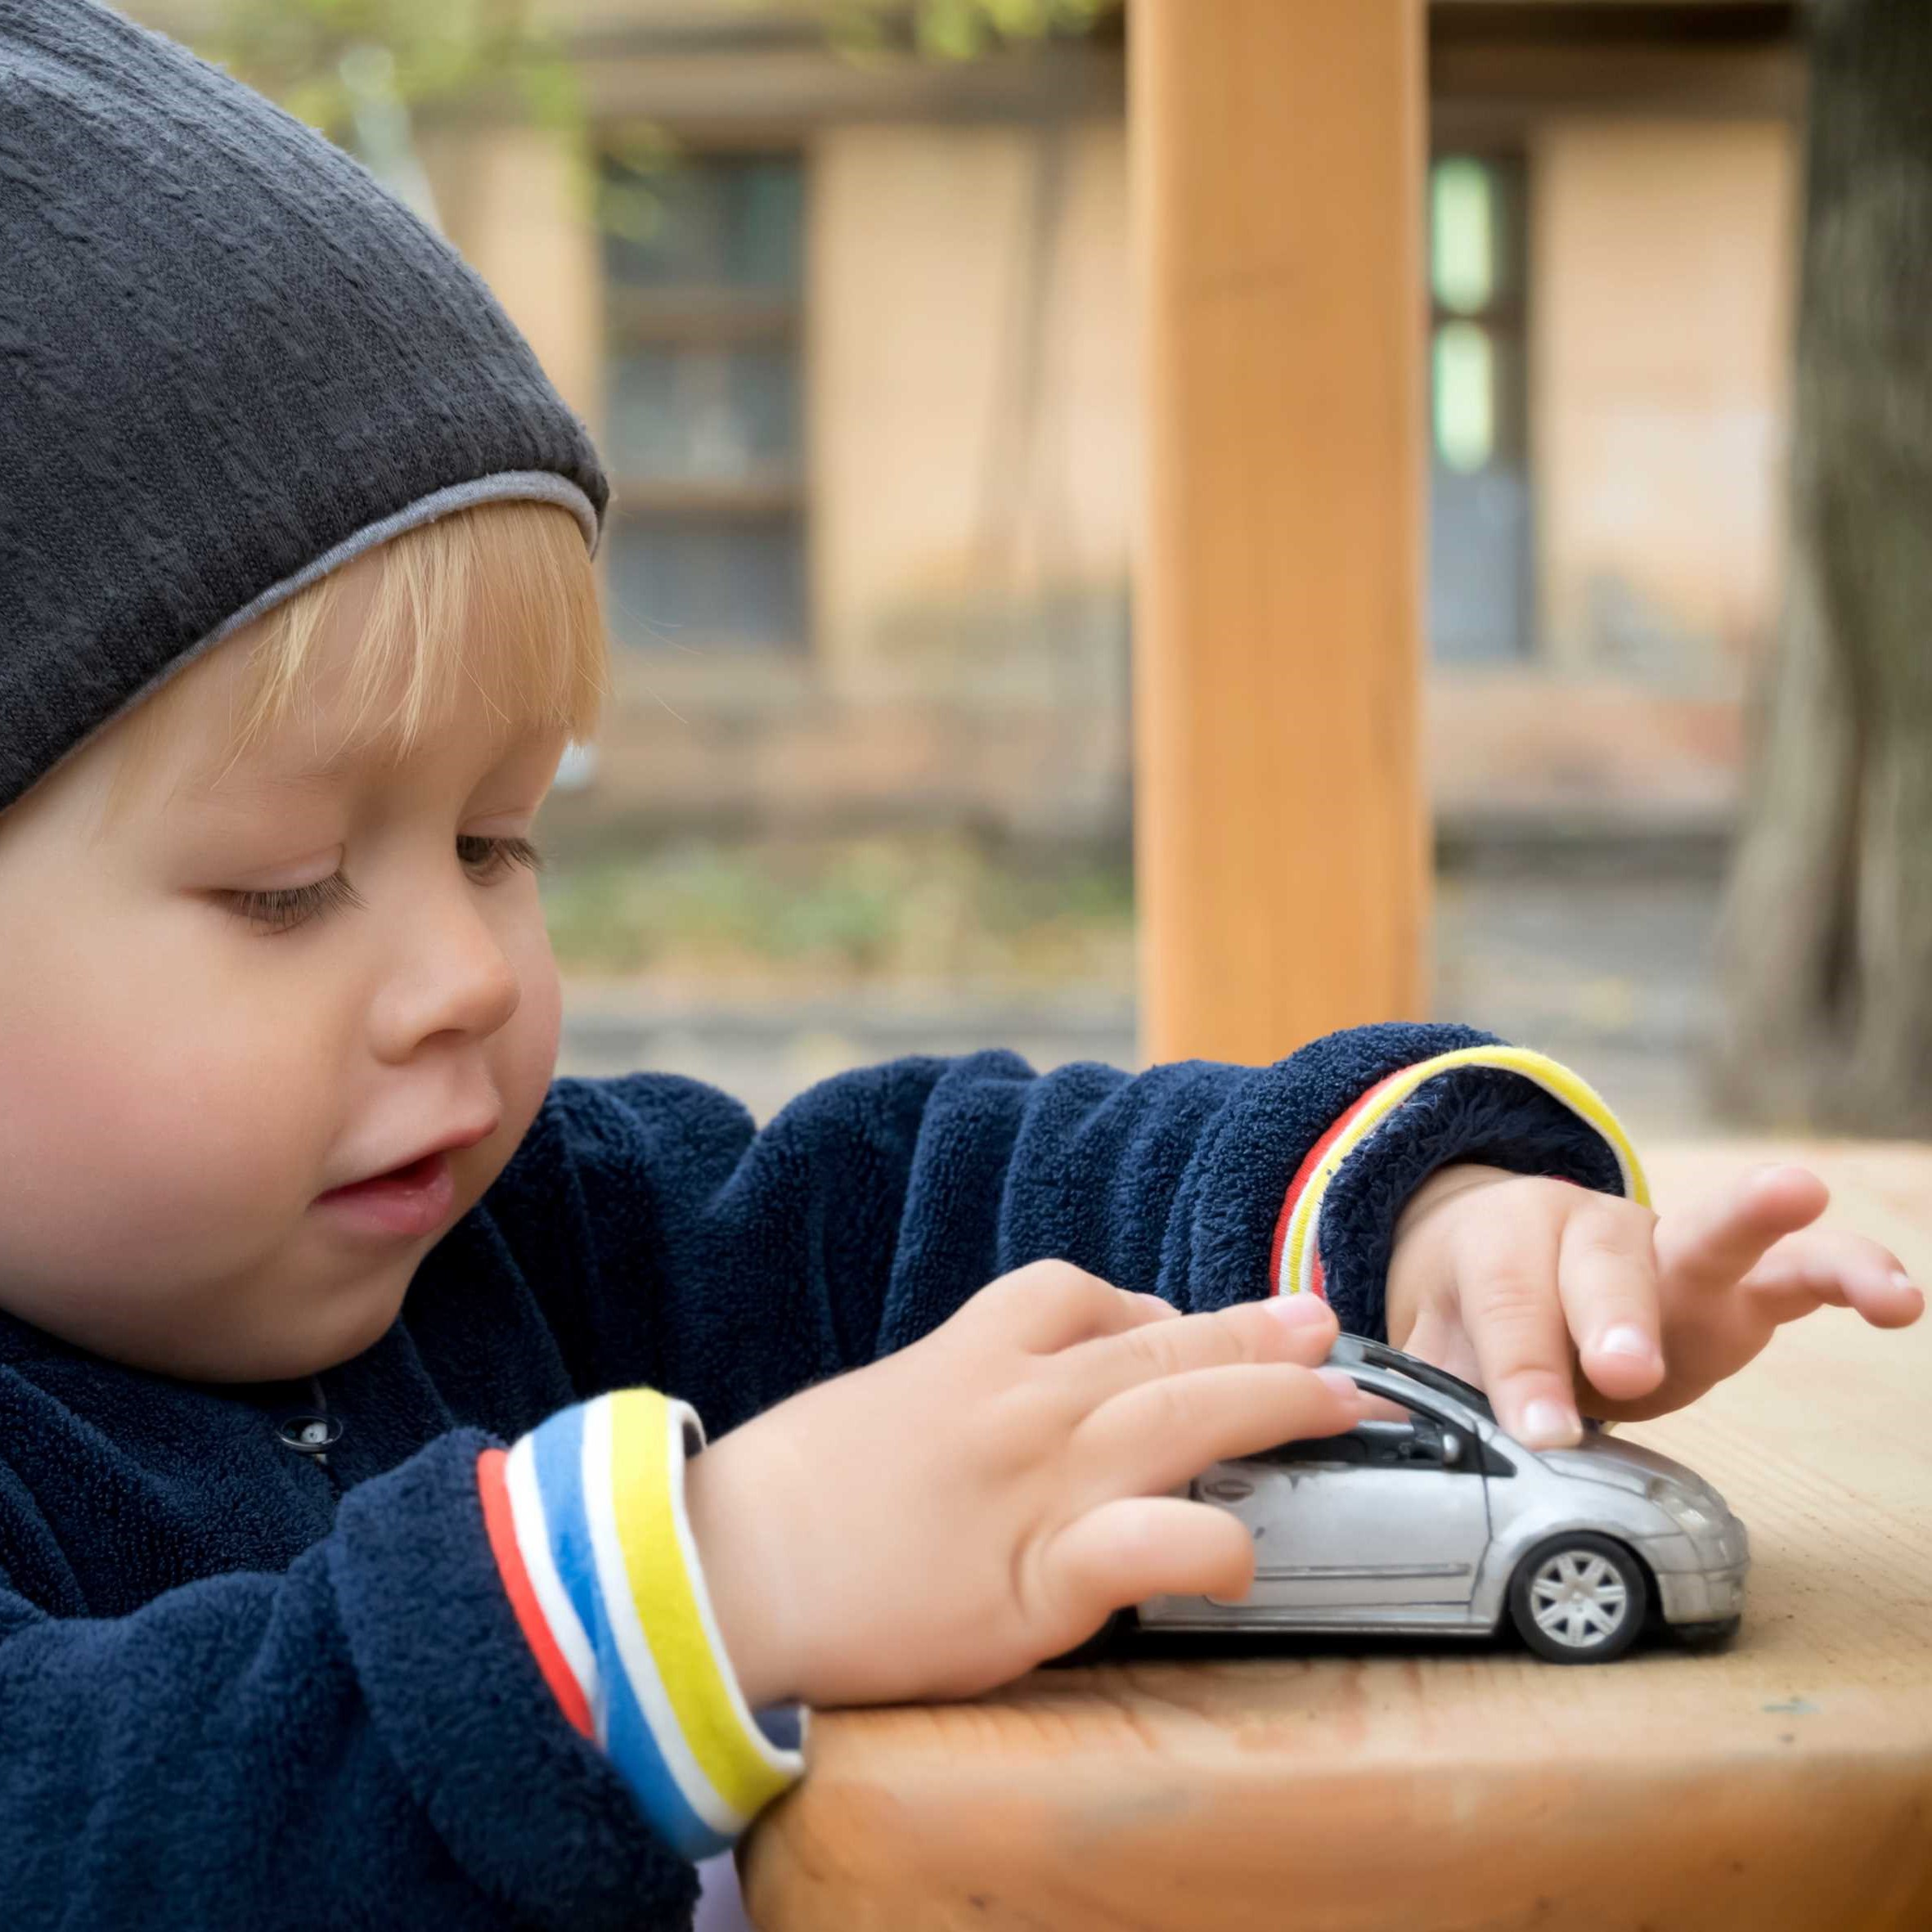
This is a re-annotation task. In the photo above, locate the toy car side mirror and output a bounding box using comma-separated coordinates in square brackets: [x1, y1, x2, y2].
[1441, 1428, 1466, 1467]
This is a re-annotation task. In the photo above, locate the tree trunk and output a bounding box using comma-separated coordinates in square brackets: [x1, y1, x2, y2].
[1710, 0, 1932, 1134]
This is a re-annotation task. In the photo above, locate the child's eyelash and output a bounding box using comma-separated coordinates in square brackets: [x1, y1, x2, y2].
[223, 872, 365, 934]
[457, 833, 545, 881]
[221, 836, 544, 935]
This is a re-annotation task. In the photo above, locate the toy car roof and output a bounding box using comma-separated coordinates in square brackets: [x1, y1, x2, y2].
[1327, 1334, 1498, 1422]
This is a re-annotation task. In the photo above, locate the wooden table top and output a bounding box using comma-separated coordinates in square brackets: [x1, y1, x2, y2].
[740, 1141, 1932, 1932]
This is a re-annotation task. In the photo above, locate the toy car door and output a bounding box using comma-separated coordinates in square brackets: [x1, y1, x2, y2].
[1197, 1402, 1490, 1618]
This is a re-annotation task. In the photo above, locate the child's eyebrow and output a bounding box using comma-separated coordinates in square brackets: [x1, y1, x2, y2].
[176, 725, 558, 806]
[180, 760, 353, 804]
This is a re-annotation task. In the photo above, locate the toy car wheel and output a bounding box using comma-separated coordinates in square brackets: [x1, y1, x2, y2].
[1046, 1608, 1137, 1668]
[1508, 1534, 1647, 1664]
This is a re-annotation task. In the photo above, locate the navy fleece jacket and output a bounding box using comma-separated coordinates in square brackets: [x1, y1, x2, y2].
[0, 1027, 1627, 1930]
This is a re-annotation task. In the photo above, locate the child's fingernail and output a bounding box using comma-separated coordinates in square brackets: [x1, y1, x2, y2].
[1314, 1368, 1362, 1402]
[1521, 1399, 1580, 1445]
[1267, 1293, 1333, 1328]
[1597, 1323, 1655, 1362]
[1892, 1270, 1921, 1296]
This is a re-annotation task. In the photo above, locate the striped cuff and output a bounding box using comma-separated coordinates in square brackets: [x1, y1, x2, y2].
[476, 1389, 806, 1860]
[1268, 1045, 1648, 1305]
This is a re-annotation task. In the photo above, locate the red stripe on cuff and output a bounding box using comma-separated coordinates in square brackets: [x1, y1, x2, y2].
[1268, 1067, 1410, 1297]
[476, 1447, 595, 1741]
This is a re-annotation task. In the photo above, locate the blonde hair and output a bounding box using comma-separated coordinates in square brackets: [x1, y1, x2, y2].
[105, 497, 608, 819]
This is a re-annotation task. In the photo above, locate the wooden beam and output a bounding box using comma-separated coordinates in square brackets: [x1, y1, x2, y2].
[1132, 0, 1430, 1067]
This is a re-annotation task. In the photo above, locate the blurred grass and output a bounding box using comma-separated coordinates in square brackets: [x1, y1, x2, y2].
[541, 831, 1135, 994]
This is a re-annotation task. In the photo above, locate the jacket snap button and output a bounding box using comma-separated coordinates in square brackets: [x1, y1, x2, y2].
[277, 1412, 344, 1453]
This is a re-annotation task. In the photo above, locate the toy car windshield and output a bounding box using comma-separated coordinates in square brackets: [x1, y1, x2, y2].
[1328, 1335, 1497, 1422]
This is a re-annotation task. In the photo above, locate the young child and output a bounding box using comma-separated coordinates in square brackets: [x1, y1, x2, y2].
[1, 4, 1920, 1927]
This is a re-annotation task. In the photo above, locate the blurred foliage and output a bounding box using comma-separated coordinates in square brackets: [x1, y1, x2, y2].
[786, 0, 1121, 61]
[541, 833, 1134, 991]
[201, 0, 1117, 250]
[209, 0, 1121, 145]
[597, 122, 687, 254]
[205, 0, 579, 142]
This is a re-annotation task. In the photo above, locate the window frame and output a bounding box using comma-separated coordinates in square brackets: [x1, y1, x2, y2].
[1427, 144, 1530, 476]
[598, 137, 812, 652]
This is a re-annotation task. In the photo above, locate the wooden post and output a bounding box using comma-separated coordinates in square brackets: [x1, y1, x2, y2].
[1132, 0, 1430, 1067]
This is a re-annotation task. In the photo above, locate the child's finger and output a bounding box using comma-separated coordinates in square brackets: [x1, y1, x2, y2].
[1653, 1164, 1830, 1296]
[1741, 1229, 1926, 1328]
[1556, 1201, 1665, 1402]
[1064, 1291, 1338, 1401]
[1455, 1208, 1581, 1448]
[1072, 1360, 1362, 1497]
[1859, 1274, 1925, 1328]
[977, 1260, 1181, 1355]
[1045, 1495, 1256, 1627]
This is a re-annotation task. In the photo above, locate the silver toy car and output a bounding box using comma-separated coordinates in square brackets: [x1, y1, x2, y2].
[1127, 1336, 1750, 1665]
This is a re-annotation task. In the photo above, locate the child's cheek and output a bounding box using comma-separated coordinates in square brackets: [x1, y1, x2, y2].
[0, 953, 308, 1272]
[503, 931, 564, 1103]
[450, 926, 563, 1211]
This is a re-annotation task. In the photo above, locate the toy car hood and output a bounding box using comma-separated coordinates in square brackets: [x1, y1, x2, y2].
[1530, 1432, 1710, 1498]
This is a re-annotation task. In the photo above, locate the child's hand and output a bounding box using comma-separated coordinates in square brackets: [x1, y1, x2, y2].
[1385, 1161, 1925, 1449]
[682, 1263, 1360, 1709]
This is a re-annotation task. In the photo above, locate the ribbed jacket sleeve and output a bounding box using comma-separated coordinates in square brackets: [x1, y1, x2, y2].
[0, 1432, 701, 1931]
[479, 1022, 1638, 1438]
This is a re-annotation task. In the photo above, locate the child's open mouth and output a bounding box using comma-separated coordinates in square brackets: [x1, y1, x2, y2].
[312, 1150, 457, 1239]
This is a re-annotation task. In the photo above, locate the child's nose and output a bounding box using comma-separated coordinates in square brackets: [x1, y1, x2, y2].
[374, 902, 524, 1058]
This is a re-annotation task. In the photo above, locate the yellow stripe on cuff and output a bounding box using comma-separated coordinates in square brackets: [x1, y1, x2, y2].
[607, 1388, 802, 1822]
[1282, 1045, 1648, 1301]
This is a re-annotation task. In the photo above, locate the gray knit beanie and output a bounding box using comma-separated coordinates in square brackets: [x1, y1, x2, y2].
[0, 0, 609, 815]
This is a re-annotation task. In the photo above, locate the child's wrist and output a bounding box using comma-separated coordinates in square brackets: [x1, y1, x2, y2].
[682, 1427, 806, 1710]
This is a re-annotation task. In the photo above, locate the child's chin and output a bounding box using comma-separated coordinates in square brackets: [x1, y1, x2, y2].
[230, 1282, 410, 1384]
[308, 1287, 411, 1374]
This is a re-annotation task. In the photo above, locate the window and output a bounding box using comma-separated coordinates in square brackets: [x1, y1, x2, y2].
[600, 150, 806, 650]
[1261, 1413, 1449, 1469]
[1264, 1432, 1368, 1468]
[1427, 152, 1530, 663]
[1350, 1343, 1496, 1423]
[1265, 1398, 1481, 1473]
[1357, 1415, 1449, 1470]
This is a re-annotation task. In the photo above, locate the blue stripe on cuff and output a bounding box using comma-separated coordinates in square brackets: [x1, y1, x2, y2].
[525, 1402, 739, 1862]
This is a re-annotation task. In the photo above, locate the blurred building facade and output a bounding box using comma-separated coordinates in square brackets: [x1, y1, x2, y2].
[139, 0, 1803, 850]
[452, 0, 1142, 849]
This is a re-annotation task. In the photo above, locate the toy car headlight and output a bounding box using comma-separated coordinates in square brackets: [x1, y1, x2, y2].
[1647, 1480, 1715, 1534]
